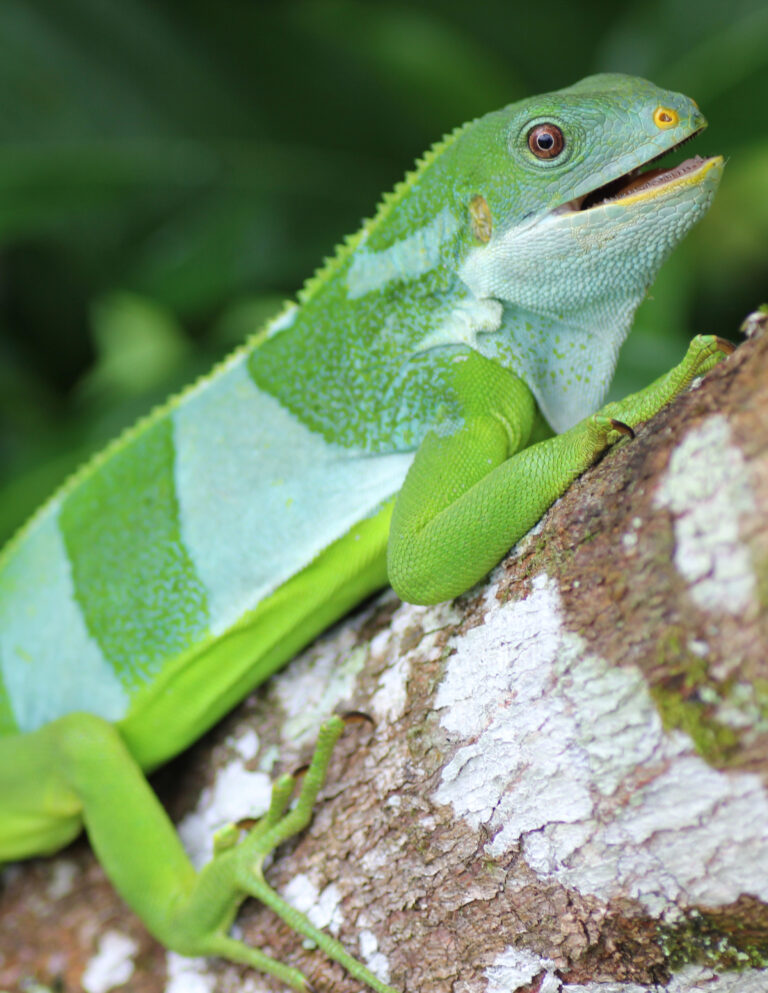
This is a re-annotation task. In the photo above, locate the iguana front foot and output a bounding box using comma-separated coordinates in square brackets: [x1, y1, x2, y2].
[685, 333, 735, 372]
[597, 333, 733, 433]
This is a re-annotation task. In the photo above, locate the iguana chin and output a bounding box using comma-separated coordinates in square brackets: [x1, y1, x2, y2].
[0, 74, 729, 993]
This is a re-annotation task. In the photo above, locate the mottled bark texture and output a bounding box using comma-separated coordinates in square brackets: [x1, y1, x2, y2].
[2, 322, 768, 993]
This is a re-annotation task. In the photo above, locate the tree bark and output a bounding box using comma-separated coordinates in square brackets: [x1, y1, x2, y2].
[2, 322, 768, 993]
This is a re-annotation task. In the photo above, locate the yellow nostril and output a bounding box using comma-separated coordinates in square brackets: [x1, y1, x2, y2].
[654, 106, 679, 129]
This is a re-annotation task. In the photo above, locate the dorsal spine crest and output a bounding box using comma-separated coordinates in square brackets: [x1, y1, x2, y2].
[297, 120, 472, 306]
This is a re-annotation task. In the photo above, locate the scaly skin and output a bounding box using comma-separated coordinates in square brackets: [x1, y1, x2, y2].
[388, 336, 732, 604]
[0, 75, 728, 992]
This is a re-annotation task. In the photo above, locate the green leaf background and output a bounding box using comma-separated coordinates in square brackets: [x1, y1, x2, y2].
[1, 0, 767, 545]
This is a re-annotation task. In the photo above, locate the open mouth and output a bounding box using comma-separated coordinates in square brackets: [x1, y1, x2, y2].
[557, 132, 714, 213]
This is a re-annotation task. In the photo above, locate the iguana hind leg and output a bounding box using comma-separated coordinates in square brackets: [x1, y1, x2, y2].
[0, 725, 83, 858]
[179, 715, 399, 993]
[3, 713, 397, 993]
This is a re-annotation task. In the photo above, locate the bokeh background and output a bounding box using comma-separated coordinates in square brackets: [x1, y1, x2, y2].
[1, 0, 767, 546]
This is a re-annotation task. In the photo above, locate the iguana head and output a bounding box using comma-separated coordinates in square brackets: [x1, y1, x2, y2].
[454, 73, 722, 432]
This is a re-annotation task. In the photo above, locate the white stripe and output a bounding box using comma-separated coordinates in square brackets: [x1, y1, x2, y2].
[0, 506, 129, 732]
[265, 302, 298, 339]
[173, 359, 413, 637]
[346, 206, 459, 299]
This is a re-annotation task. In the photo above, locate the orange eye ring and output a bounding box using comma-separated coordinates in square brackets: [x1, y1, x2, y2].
[654, 106, 679, 129]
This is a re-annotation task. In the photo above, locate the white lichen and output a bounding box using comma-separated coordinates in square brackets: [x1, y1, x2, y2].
[81, 930, 138, 993]
[563, 963, 768, 992]
[282, 874, 344, 937]
[46, 858, 77, 899]
[227, 726, 260, 761]
[654, 414, 757, 613]
[358, 928, 392, 984]
[367, 594, 459, 722]
[370, 652, 410, 721]
[165, 952, 217, 993]
[485, 946, 558, 992]
[486, 950, 768, 992]
[275, 636, 368, 746]
[433, 573, 768, 916]
[177, 755, 273, 869]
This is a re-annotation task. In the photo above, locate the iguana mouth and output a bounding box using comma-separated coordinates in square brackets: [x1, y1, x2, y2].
[560, 133, 714, 212]
[577, 155, 712, 210]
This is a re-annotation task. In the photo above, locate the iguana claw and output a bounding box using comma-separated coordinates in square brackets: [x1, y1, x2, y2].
[713, 335, 736, 354]
[609, 418, 635, 440]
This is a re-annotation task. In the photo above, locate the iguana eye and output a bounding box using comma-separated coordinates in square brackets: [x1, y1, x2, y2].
[527, 123, 565, 159]
[653, 106, 679, 129]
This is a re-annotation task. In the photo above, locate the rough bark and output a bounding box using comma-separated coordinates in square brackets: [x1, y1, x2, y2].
[2, 323, 768, 993]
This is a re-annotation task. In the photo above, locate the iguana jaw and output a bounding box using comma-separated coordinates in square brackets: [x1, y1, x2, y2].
[556, 145, 722, 214]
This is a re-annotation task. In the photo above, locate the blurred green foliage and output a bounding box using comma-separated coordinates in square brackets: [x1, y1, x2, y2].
[1, 0, 767, 546]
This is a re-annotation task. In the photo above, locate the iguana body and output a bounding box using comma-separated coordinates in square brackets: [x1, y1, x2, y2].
[0, 74, 728, 991]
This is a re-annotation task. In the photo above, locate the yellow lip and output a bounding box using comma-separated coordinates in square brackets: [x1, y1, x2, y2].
[611, 155, 724, 208]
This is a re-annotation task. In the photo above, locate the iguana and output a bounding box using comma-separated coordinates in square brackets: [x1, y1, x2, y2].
[0, 73, 730, 992]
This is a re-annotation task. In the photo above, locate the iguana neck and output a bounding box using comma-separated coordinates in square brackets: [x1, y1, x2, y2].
[476, 296, 642, 433]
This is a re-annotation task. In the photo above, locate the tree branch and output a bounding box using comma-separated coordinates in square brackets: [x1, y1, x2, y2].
[2, 325, 768, 993]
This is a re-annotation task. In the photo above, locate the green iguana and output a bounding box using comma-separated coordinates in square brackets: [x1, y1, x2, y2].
[0, 73, 730, 992]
